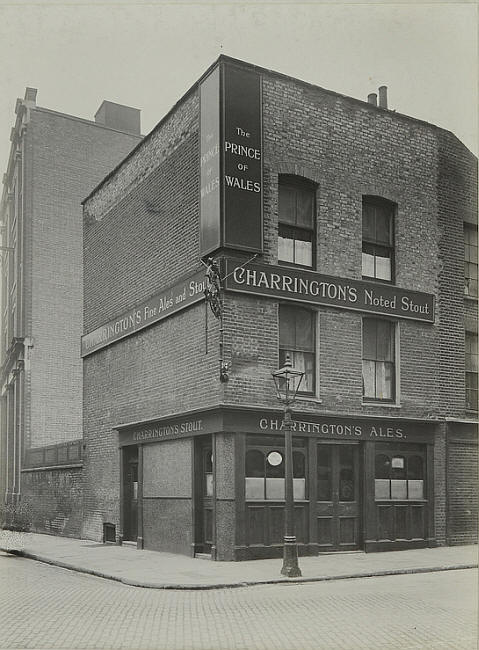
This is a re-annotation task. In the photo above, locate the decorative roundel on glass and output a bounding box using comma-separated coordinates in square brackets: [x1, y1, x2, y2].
[267, 451, 283, 467]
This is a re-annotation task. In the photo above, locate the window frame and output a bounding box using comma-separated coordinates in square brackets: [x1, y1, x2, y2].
[362, 197, 396, 284]
[362, 317, 397, 404]
[465, 331, 478, 412]
[245, 445, 307, 501]
[277, 175, 316, 269]
[374, 449, 426, 502]
[279, 304, 317, 397]
[464, 223, 478, 299]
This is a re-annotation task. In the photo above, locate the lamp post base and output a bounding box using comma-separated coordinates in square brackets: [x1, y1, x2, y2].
[281, 535, 302, 578]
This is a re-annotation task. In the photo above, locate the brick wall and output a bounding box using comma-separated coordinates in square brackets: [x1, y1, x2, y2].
[437, 131, 478, 419]
[20, 466, 83, 536]
[82, 60, 477, 548]
[447, 428, 478, 545]
[27, 109, 140, 449]
[222, 73, 449, 420]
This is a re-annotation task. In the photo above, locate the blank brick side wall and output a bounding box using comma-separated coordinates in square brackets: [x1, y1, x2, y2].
[28, 109, 140, 448]
[447, 432, 478, 545]
[82, 98, 223, 538]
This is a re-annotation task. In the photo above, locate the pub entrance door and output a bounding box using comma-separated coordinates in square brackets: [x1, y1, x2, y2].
[316, 443, 361, 551]
[194, 435, 214, 555]
[122, 446, 139, 543]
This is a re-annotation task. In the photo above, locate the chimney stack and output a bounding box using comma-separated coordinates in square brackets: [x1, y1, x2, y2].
[378, 86, 388, 109]
[367, 93, 378, 106]
[95, 100, 141, 136]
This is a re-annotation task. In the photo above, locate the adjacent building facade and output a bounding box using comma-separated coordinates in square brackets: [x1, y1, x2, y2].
[78, 56, 475, 559]
[0, 90, 142, 533]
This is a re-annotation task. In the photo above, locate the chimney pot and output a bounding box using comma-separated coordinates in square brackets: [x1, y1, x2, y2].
[367, 93, 378, 106]
[378, 85, 388, 109]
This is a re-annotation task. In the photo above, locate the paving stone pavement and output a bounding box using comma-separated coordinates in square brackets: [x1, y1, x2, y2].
[0, 531, 477, 588]
[0, 551, 476, 650]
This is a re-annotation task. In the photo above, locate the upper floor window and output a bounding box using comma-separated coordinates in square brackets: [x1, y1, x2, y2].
[465, 332, 478, 411]
[362, 197, 395, 282]
[362, 317, 396, 402]
[464, 223, 478, 298]
[278, 177, 315, 268]
[279, 305, 315, 395]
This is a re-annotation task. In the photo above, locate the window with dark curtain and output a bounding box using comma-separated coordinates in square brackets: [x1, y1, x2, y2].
[362, 198, 395, 282]
[278, 177, 315, 268]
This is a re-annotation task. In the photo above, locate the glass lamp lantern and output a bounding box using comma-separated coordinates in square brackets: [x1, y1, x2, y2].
[272, 354, 305, 405]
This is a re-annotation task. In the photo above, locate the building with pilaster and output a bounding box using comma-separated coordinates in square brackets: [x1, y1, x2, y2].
[0, 90, 142, 533]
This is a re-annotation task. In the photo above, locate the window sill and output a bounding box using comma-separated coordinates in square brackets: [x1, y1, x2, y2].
[245, 499, 309, 503]
[362, 401, 401, 408]
[296, 395, 322, 404]
[277, 260, 315, 271]
[375, 499, 427, 504]
[464, 295, 478, 302]
[362, 276, 395, 286]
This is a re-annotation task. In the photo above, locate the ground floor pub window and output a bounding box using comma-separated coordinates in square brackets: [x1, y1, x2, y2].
[375, 444, 426, 501]
[245, 436, 306, 500]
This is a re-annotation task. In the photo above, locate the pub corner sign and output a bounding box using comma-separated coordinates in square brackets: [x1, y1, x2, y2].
[199, 61, 263, 256]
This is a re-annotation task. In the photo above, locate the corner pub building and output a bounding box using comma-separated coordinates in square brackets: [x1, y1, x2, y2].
[81, 56, 477, 560]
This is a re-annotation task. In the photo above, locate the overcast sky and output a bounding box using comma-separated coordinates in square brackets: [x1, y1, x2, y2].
[0, 1, 477, 180]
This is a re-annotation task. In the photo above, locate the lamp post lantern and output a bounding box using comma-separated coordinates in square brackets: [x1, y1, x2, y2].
[272, 354, 305, 578]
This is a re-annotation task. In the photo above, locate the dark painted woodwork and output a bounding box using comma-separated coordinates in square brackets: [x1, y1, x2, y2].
[194, 435, 213, 554]
[137, 445, 144, 549]
[122, 445, 138, 542]
[316, 442, 361, 551]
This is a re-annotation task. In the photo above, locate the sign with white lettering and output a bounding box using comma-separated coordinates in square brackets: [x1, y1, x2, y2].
[81, 269, 206, 356]
[224, 260, 435, 323]
[222, 64, 262, 251]
[117, 407, 435, 446]
[199, 66, 221, 253]
[199, 61, 263, 256]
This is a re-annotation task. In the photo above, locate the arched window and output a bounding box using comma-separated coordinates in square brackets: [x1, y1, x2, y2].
[362, 197, 395, 282]
[374, 450, 425, 501]
[245, 450, 265, 499]
[278, 176, 316, 268]
[245, 448, 306, 500]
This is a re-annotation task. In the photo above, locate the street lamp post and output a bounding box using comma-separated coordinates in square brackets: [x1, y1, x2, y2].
[272, 354, 305, 578]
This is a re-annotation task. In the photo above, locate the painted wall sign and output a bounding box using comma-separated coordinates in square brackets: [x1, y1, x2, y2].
[222, 64, 263, 251]
[199, 61, 263, 256]
[199, 66, 221, 253]
[118, 407, 435, 446]
[224, 259, 435, 323]
[81, 269, 206, 357]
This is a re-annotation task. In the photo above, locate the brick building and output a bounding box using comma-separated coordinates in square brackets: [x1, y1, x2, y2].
[0, 90, 142, 534]
[82, 56, 477, 559]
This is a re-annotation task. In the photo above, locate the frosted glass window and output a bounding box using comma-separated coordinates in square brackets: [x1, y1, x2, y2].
[375, 479, 390, 500]
[408, 480, 424, 500]
[245, 477, 264, 500]
[391, 479, 408, 500]
[266, 478, 285, 500]
[293, 478, 305, 500]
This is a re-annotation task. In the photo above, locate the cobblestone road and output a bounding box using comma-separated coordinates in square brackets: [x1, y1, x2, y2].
[0, 552, 476, 650]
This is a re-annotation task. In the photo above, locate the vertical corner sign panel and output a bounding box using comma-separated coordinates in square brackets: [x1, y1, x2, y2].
[223, 64, 263, 252]
[200, 65, 221, 255]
